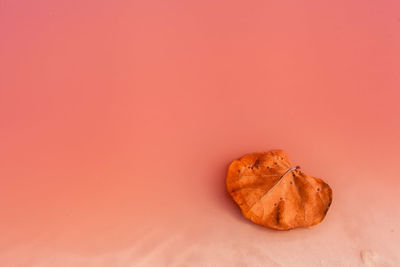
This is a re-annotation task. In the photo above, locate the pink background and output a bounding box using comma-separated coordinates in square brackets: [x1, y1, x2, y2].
[1, 0, 400, 266]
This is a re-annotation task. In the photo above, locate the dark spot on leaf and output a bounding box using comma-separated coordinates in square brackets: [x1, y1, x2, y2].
[276, 205, 281, 224]
[290, 181, 293, 184]
[252, 159, 260, 169]
[317, 188, 320, 192]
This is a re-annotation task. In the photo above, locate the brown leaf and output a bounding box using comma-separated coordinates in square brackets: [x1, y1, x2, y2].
[226, 150, 332, 230]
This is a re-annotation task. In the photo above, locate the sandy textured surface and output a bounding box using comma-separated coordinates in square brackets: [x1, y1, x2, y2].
[1, 175, 399, 267]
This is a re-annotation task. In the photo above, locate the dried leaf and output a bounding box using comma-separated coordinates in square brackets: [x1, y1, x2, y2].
[226, 150, 332, 230]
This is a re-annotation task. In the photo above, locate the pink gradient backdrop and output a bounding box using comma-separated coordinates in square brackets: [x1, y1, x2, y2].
[1, 0, 400, 266]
